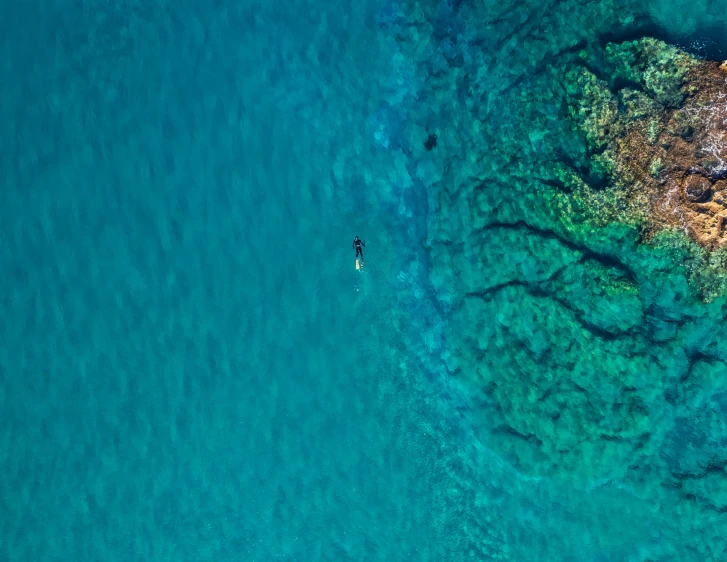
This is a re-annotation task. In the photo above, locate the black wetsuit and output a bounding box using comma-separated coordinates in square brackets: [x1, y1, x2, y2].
[353, 238, 365, 260]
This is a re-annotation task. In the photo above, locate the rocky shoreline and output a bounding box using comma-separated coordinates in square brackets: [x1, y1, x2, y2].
[379, 0, 727, 551]
[409, 22, 727, 556]
[564, 38, 727, 249]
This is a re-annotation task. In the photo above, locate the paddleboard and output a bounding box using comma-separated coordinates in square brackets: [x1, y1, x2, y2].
[356, 259, 363, 270]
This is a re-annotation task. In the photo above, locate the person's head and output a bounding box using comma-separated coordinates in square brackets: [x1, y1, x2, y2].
[354, 236, 359, 240]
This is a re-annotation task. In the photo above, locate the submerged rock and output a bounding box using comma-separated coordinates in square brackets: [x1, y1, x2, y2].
[393, 3, 727, 550]
[565, 38, 727, 249]
[605, 38, 697, 108]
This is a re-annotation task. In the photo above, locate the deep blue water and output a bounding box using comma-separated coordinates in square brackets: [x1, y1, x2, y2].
[3, 0, 727, 560]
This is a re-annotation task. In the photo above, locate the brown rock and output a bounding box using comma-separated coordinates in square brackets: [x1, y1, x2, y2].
[684, 175, 712, 203]
[609, 60, 727, 247]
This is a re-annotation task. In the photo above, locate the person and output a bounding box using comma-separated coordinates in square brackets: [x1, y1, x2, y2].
[353, 236, 365, 263]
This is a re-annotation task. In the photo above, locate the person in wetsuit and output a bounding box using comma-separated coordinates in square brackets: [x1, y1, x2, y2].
[353, 236, 365, 262]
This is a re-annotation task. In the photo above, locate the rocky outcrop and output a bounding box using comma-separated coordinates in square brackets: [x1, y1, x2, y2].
[565, 38, 727, 249]
[401, 21, 727, 557]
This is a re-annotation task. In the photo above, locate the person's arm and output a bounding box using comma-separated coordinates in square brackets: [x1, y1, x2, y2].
[352, 240, 355, 249]
[363, 240, 366, 247]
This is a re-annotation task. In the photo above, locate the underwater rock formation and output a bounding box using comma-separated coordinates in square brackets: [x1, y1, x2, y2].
[565, 38, 727, 248]
[386, 6, 727, 552]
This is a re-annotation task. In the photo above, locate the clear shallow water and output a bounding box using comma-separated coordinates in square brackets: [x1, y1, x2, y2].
[2, 0, 727, 560]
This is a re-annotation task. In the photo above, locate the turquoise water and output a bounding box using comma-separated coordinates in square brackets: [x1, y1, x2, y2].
[3, 0, 727, 560]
